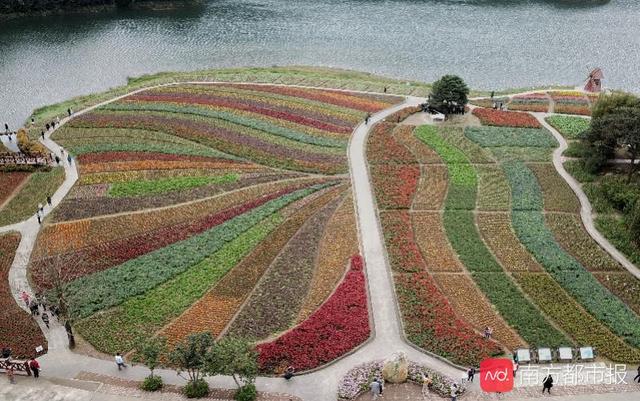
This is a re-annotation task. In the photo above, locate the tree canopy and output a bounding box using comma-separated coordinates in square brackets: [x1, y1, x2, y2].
[430, 75, 469, 115]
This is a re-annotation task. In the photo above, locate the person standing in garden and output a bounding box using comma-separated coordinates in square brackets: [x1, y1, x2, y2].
[29, 357, 40, 378]
[450, 383, 459, 401]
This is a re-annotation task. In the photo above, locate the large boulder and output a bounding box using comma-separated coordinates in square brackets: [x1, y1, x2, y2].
[382, 352, 408, 383]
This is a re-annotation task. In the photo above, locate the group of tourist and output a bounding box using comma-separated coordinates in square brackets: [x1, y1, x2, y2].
[21, 290, 58, 329]
[2, 346, 42, 384]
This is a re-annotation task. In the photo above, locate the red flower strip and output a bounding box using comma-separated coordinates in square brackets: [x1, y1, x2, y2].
[472, 108, 541, 128]
[257, 255, 370, 372]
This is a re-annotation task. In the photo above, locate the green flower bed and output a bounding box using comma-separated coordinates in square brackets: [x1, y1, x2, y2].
[476, 165, 510, 211]
[545, 115, 590, 140]
[489, 147, 552, 162]
[512, 210, 640, 348]
[421, 125, 568, 347]
[0, 167, 65, 226]
[439, 127, 494, 163]
[464, 126, 557, 148]
[501, 162, 543, 211]
[108, 174, 238, 197]
[76, 213, 283, 354]
[66, 184, 327, 318]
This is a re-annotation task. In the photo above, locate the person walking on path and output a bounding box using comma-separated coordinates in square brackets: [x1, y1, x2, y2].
[46, 195, 52, 207]
[29, 357, 40, 378]
[376, 378, 384, 396]
[41, 131, 45, 140]
[21, 291, 30, 308]
[37, 214, 41, 225]
[365, 113, 371, 125]
[634, 365, 640, 383]
[67, 154, 72, 164]
[369, 378, 381, 400]
[55, 155, 60, 165]
[542, 375, 553, 394]
[422, 374, 433, 396]
[513, 360, 519, 378]
[45, 123, 50, 131]
[115, 353, 127, 370]
[4, 123, 8, 132]
[56, 116, 60, 125]
[29, 299, 39, 316]
[467, 367, 476, 382]
[450, 383, 459, 401]
[41, 312, 50, 329]
[67, 108, 72, 117]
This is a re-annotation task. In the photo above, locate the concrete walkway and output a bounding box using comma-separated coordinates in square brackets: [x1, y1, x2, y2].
[1, 132, 20, 152]
[534, 113, 640, 280]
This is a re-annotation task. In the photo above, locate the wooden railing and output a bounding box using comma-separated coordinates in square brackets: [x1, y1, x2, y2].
[0, 358, 32, 376]
[0, 153, 51, 166]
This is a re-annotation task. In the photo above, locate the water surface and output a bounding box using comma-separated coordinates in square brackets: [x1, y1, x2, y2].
[1, 0, 638, 127]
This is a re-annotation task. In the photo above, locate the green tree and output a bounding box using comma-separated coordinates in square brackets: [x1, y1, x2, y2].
[169, 332, 214, 397]
[430, 75, 469, 115]
[585, 100, 640, 181]
[133, 336, 167, 377]
[206, 337, 258, 399]
[592, 92, 640, 120]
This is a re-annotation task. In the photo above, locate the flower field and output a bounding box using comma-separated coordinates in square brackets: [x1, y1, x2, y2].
[508, 93, 550, 112]
[549, 91, 592, 116]
[23, 83, 406, 366]
[0, 168, 65, 226]
[545, 115, 590, 139]
[0, 233, 48, 358]
[257, 255, 369, 373]
[379, 97, 640, 363]
[471, 108, 541, 128]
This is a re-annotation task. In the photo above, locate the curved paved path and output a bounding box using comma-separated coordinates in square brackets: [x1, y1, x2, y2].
[2, 83, 466, 401]
[534, 113, 640, 280]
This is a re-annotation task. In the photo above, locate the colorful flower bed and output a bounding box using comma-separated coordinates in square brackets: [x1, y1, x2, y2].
[257, 255, 369, 373]
[412, 212, 463, 272]
[380, 211, 426, 273]
[472, 108, 541, 128]
[511, 210, 640, 348]
[367, 123, 416, 164]
[0, 168, 65, 226]
[370, 164, 420, 209]
[0, 172, 30, 206]
[545, 115, 590, 139]
[464, 126, 557, 148]
[298, 192, 358, 321]
[438, 127, 494, 163]
[549, 92, 591, 116]
[225, 196, 341, 340]
[396, 271, 502, 365]
[476, 165, 510, 211]
[159, 186, 345, 347]
[476, 213, 542, 272]
[433, 274, 525, 351]
[412, 165, 448, 210]
[528, 164, 580, 213]
[0, 233, 48, 358]
[393, 126, 442, 164]
[337, 360, 466, 400]
[514, 272, 640, 363]
[508, 93, 550, 113]
[66, 184, 330, 319]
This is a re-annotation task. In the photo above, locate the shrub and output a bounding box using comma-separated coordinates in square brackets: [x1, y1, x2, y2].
[141, 375, 163, 392]
[235, 384, 257, 401]
[16, 128, 46, 155]
[184, 379, 209, 398]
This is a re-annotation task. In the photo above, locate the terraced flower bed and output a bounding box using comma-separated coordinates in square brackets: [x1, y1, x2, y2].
[549, 91, 591, 116]
[471, 108, 541, 128]
[257, 255, 369, 373]
[0, 167, 65, 226]
[508, 93, 550, 112]
[545, 115, 590, 139]
[0, 233, 48, 358]
[26, 83, 405, 360]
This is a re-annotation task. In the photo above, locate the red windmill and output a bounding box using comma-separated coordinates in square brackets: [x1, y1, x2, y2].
[584, 68, 603, 93]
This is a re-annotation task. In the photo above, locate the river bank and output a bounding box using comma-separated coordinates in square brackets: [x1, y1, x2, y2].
[0, 0, 201, 20]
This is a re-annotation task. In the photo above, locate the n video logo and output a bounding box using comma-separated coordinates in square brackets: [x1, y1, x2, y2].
[480, 358, 514, 393]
